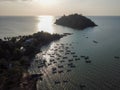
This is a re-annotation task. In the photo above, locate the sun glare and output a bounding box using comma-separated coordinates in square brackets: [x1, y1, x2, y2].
[37, 16, 54, 34]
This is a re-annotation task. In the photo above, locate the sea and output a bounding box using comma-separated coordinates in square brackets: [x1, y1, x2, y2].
[0, 16, 120, 90]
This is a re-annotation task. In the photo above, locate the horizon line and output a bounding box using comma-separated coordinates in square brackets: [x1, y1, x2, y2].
[0, 15, 120, 17]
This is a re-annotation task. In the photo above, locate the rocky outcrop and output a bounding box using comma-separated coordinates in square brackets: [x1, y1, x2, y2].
[55, 13, 97, 30]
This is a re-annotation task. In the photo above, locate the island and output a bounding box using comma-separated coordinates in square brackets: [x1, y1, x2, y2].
[55, 13, 97, 30]
[0, 31, 70, 90]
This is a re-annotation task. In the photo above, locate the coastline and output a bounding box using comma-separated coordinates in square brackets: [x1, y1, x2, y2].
[0, 31, 71, 90]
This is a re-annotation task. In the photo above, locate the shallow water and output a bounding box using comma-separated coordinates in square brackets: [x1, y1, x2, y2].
[1, 16, 120, 90]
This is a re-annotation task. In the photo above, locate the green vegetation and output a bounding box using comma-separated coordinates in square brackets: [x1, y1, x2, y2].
[0, 31, 64, 90]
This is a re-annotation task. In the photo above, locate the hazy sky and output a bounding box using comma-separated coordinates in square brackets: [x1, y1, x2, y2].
[0, 0, 120, 16]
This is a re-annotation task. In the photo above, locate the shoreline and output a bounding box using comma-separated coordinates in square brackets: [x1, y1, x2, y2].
[0, 31, 72, 90]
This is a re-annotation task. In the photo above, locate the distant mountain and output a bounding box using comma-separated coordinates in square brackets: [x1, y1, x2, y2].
[55, 13, 97, 30]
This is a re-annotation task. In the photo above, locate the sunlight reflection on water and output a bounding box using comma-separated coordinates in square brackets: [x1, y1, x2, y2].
[28, 16, 120, 90]
[37, 16, 55, 34]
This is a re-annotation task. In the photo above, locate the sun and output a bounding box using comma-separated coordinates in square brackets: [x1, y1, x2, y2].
[37, 16, 54, 34]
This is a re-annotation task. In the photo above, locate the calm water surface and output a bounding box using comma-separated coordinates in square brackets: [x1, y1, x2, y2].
[0, 16, 120, 90]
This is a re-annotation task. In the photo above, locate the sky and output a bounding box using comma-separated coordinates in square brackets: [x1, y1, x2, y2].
[0, 0, 120, 16]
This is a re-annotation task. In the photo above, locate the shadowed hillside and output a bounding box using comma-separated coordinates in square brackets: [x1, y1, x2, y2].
[55, 13, 97, 30]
